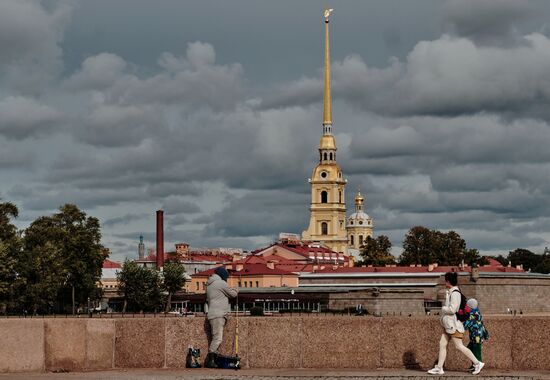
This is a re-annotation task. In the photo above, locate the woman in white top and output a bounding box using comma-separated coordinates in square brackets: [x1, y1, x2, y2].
[428, 271, 485, 375]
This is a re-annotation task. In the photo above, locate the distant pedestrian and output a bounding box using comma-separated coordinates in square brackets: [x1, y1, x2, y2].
[464, 298, 489, 372]
[427, 272, 485, 375]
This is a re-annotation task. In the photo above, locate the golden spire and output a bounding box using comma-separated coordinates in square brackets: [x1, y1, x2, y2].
[323, 8, 333, 126]
[355, 188, 364, 212]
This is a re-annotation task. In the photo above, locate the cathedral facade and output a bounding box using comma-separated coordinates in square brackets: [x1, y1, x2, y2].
[302, 9, 373, 255]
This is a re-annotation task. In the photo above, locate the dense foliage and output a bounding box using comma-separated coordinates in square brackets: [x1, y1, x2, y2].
[358, 235, 395, 266]
[399, 226, 487, 266]
[117, 260, 164, 312]
[162, 261, 187, 311]
[0, 201, 106, 314]
[505, 248, 550, 274]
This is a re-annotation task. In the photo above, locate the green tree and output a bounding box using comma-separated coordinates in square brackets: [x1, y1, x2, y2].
[399, 226, 484, 266]
[359, 235, 395, 266]
[434, 230, 465, 265]
[463, 248, 488, 267]
[400, 226, 435, 265]
[14, 241, 66, 314]
[0, 201, 21, 312]
[533, 253, 550, 274]
[117, 260, 163, 312]
[493, 255, 509, 267]
[22, 204, 106, 313]
[162, 261, 187, 311]
[508, 248, 540, 272]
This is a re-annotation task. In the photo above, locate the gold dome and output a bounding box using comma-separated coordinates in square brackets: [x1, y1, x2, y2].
[319, 135, 336, 150]
[355, 191, 364, 204]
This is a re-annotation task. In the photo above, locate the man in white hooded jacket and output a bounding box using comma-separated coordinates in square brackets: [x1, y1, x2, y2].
[204, 266, 238, 368]
[428, 271, 485, 375]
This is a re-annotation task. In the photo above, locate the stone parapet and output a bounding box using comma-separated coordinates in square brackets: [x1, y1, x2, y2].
[0, 316, 548, 373]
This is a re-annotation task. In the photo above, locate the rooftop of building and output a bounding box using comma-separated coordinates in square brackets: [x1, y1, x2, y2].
[192, 263, 298, 278]
[102, 259, 122, 269]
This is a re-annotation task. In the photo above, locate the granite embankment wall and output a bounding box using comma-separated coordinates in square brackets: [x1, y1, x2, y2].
[1, 316, 549, 373]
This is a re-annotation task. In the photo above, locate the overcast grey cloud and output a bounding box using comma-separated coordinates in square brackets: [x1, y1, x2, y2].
[2, 0, 550, 262]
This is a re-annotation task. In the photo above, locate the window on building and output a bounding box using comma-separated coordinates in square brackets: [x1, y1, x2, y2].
[321, 191, 328, 203]
[321, 222, 328, 235]
[202, 282, 206, 290]
[339, 190, 342, 203]
[238, 281, 241, 287]
[323, 152, 328, 161]
[359, 235, 364, 246]
[329, 152, 333, 161]
[350, 235, 354, 246]
[256, 281, 259, 287]
[196, 282, 199, 290]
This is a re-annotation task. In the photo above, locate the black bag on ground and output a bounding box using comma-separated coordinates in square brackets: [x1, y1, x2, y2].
[215, 354, 240, 370]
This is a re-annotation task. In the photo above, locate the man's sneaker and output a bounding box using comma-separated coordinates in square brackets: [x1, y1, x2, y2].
[472, 361, 485, 375]
[468, 364, 475, 372]
[427, 366, 444, 375]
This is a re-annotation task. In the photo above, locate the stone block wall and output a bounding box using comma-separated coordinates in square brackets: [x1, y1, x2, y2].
[327, 289, 425, 316]
[461, 276, 550, 314]
[1, 316, 549, 373]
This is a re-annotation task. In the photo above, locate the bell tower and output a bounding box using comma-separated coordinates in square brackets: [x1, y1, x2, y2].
[302, 8, 348, 254]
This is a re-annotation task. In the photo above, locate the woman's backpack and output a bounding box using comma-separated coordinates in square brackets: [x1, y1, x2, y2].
[452, 289, 471, 322]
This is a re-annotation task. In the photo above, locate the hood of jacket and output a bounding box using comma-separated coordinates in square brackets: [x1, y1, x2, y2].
[207, 273, 221, 286]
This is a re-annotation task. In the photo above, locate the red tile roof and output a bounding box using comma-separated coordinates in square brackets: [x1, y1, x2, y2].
[312, 264, 525, 274]
[254, 242, 349, 264]
[192, 263, 297, 278]
[103, 259, 122, 269]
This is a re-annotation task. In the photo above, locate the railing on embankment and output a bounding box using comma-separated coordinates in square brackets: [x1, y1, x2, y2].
[1, 316, 548, 373]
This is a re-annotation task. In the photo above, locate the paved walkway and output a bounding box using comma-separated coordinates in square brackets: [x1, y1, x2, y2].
[0, 369, 549, 380]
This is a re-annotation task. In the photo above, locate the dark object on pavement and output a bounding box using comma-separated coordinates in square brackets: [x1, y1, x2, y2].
[215, 353, 241, 370]
[185, 346, 201, 368]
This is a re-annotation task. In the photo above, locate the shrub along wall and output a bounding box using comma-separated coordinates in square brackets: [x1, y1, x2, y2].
[0, 316, 548, 373]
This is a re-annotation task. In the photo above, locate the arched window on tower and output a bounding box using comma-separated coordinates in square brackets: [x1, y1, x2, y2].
[350, 235, 354, 246]
[339, 190, 342, 203]
[323, 152, 328, 161]
[329, 152, 333, 161]
[321, 222, 328, 235]
[321, 191, 328, 203]
[359, 235, 364, 246]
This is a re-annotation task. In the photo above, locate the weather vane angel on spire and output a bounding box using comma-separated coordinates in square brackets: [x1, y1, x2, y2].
[324, 8, 333, 21]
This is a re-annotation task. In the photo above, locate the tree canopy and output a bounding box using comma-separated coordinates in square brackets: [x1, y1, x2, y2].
[162, 261, 187, 311]
[506, 248, 550, 274]
[21, 204, 106, 313]
[358, 235, 396, 266]
[399, 226, 486, 266]
[117, 260, 164, 312]
[0, 201, 21, 309]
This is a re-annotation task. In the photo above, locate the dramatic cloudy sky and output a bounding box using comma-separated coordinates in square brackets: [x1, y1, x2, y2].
[2, 0, 550, 262]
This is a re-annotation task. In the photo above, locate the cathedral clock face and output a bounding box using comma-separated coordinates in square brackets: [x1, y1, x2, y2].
[320, 171, 328, 179]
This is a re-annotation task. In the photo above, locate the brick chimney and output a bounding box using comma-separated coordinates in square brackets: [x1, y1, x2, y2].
[156, 210, 164, 269]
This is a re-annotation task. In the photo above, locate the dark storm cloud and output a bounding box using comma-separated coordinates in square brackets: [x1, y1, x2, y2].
[3, 0, 550, 258]
[0, 96, 63, 140]
[262, 32, 550, 120]
[0, 0, 72, 94]
[443, 0, 533, 47]
[103, 213, 148, 228]
[19, 186, 149, 212]
[0, 142, 34, 168]
[161, 197, 200, 214]
[204, 190, 309, 238]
